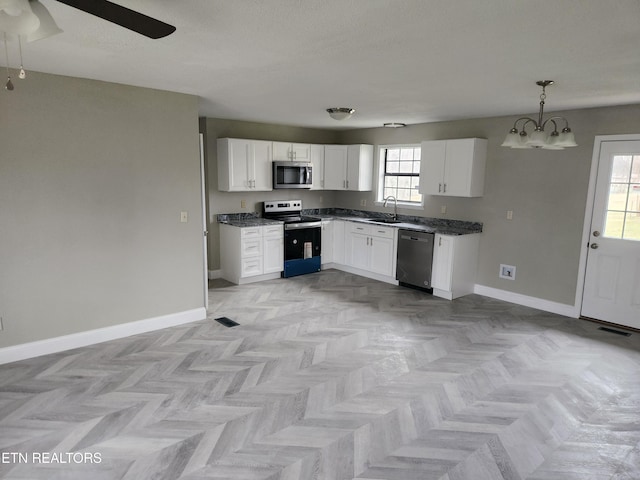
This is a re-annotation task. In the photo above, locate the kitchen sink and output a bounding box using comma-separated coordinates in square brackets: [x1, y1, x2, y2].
[367, 218, 402, 224]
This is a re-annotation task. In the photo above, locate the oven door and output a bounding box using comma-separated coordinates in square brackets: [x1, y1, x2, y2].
[283, 223, 321, 277]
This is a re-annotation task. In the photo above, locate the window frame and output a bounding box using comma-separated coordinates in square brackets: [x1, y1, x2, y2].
[376, 144, 423, 208]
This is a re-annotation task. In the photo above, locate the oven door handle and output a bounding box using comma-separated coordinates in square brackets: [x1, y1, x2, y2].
[285, 221, 322, 230]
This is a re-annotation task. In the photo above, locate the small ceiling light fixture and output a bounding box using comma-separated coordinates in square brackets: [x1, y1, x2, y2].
[383, 122, 406, 128]
[326, 107, 355, 121]
[502, 80, 577, 150]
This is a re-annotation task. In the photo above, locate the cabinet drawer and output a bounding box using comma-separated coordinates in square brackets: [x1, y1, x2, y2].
[241, 257, 263, 277]
[241, 238, 262, 257]
[241, 227, 262, 239]
[349, 222, 372, 235]
[263, 225, 283, 237]
[370, 226, 394, 239]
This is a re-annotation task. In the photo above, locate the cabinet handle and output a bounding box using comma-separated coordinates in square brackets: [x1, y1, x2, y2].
[439, 237, 442, 247]
[370, 237, 373, 246]
[443, 183, 447, 193]
[438, 183, 442, 193]
[346, 180, 349, 189]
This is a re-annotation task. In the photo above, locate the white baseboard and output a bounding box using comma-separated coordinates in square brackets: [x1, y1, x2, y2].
[0, 307, 207, 365]
[209, 269, 222, 279]
[473, 284, 579, 318]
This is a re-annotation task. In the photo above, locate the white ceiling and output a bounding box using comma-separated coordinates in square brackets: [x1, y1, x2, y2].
[6, 0, 640, 129]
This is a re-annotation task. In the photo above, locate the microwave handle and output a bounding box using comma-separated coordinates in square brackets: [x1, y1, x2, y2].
[304, 167, 310, 184]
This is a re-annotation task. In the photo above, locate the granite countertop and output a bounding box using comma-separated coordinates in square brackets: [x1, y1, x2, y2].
[217, 213, 283, 228]
[217, 209, 482, 236]
[307, 209, 482, 236]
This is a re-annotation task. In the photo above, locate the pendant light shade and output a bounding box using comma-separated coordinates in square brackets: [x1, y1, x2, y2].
[0, 0, 39, 35]
[26, 0, 62, 42]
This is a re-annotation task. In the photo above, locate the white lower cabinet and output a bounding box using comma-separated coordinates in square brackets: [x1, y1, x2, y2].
[321, 220, 333, 264]
[345, 223, 397, 279]
[432, 233, 480, 299]
[220, 223, 284, 284]
[263, 225, 285, 274]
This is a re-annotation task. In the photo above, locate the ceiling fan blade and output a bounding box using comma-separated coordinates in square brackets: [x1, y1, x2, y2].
[54, 0, 176, 39]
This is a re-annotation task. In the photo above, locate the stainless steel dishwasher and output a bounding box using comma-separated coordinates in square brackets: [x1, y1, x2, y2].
[396, 229, 435, 290]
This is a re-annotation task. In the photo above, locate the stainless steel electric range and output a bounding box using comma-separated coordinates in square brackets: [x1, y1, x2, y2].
[263, 200, 322, 278]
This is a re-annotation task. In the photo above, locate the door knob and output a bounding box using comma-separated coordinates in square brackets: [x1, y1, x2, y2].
[590, 243, 599, 249]
[592, 230, 600, 237]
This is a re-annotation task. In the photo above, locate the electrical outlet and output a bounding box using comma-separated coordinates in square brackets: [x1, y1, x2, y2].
[241, 199, 246, 209]
[441, 205, 447, 214]
[499, 264, 516, 280]
[180, 211, 188, 223]
[507, 210, 513, 220]
[360, 199, 367, 207]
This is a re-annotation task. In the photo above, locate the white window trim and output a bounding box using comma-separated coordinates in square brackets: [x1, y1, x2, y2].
[376, 144, 424, 207]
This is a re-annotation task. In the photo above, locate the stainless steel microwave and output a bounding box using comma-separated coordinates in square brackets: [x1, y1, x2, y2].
[273, 161, 313, 189]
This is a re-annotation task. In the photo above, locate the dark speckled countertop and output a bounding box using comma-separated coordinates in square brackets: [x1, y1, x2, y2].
[218, 209, 482, 236]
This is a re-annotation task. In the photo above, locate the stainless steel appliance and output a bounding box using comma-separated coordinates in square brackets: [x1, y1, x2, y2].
[396, 229, 435, 290]
[263, 200, 321, 277]
[272, 161, 313, 189]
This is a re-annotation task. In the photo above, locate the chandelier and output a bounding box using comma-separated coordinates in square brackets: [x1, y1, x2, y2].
[501, 80, 577, 150]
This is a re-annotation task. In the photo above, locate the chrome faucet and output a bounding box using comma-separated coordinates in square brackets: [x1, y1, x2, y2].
[383, 195, 398, 220]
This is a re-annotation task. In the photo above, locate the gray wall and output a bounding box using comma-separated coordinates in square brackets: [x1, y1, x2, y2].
[202, 118, 340, 271]
[336, 104, 640, 306]
[0, 72, 205, 348]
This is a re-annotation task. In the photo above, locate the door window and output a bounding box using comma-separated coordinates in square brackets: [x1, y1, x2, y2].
[604, 154, 640, 240]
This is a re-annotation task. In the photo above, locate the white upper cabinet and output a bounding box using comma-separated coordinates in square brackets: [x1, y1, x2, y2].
[323, 145, 349, 190]
[419, 138, 487, 197]
[310, 144, 325, 190]
[347, 144, 374, 191]
[272, 142, 311, 162]
[323, 144, 373, 191]
[217, 138, 273, 191]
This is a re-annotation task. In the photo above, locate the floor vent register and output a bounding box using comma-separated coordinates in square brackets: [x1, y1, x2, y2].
[214, 317, 240, 328]
[598, 326, 631, 337]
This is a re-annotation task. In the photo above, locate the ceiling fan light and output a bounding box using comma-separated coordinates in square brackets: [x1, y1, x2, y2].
[0, 0, 39, 35]
[327, 107, 355, 121]
[26, 0, 62, 42]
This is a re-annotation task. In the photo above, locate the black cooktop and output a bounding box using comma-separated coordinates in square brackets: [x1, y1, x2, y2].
[271, 214, 321, 224]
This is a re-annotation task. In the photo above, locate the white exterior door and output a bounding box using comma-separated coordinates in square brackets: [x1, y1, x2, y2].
[582, 140, 640, 329]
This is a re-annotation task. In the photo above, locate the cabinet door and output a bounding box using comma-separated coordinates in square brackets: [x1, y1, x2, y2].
[347, 232, 370, 270]
[347, 144, 373, 191]
[443, 139, 475, 197]
[444, 138, 487, 197]
[263, 235, 284, 273]
[432, 234, 453, 291]
[324, 145, 348, 190]
[369, 235, 394, 276]
[291, 143, 311, 161]
[332, 220, 346, 265]
[251, 140, 273, 191]
[272, 142, 292, 161]
[227, 139, 252, 191]
[321, 220, 333, 264]
[310, 144, 325, 190]
[419, 140, 446, 195]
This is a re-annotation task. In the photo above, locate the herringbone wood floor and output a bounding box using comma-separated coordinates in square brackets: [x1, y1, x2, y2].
[1, 270, 639, 479]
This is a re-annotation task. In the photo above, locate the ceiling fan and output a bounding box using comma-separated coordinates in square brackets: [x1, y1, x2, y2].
[54, 0, 175, 39]
[0, 0, 176, 40]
